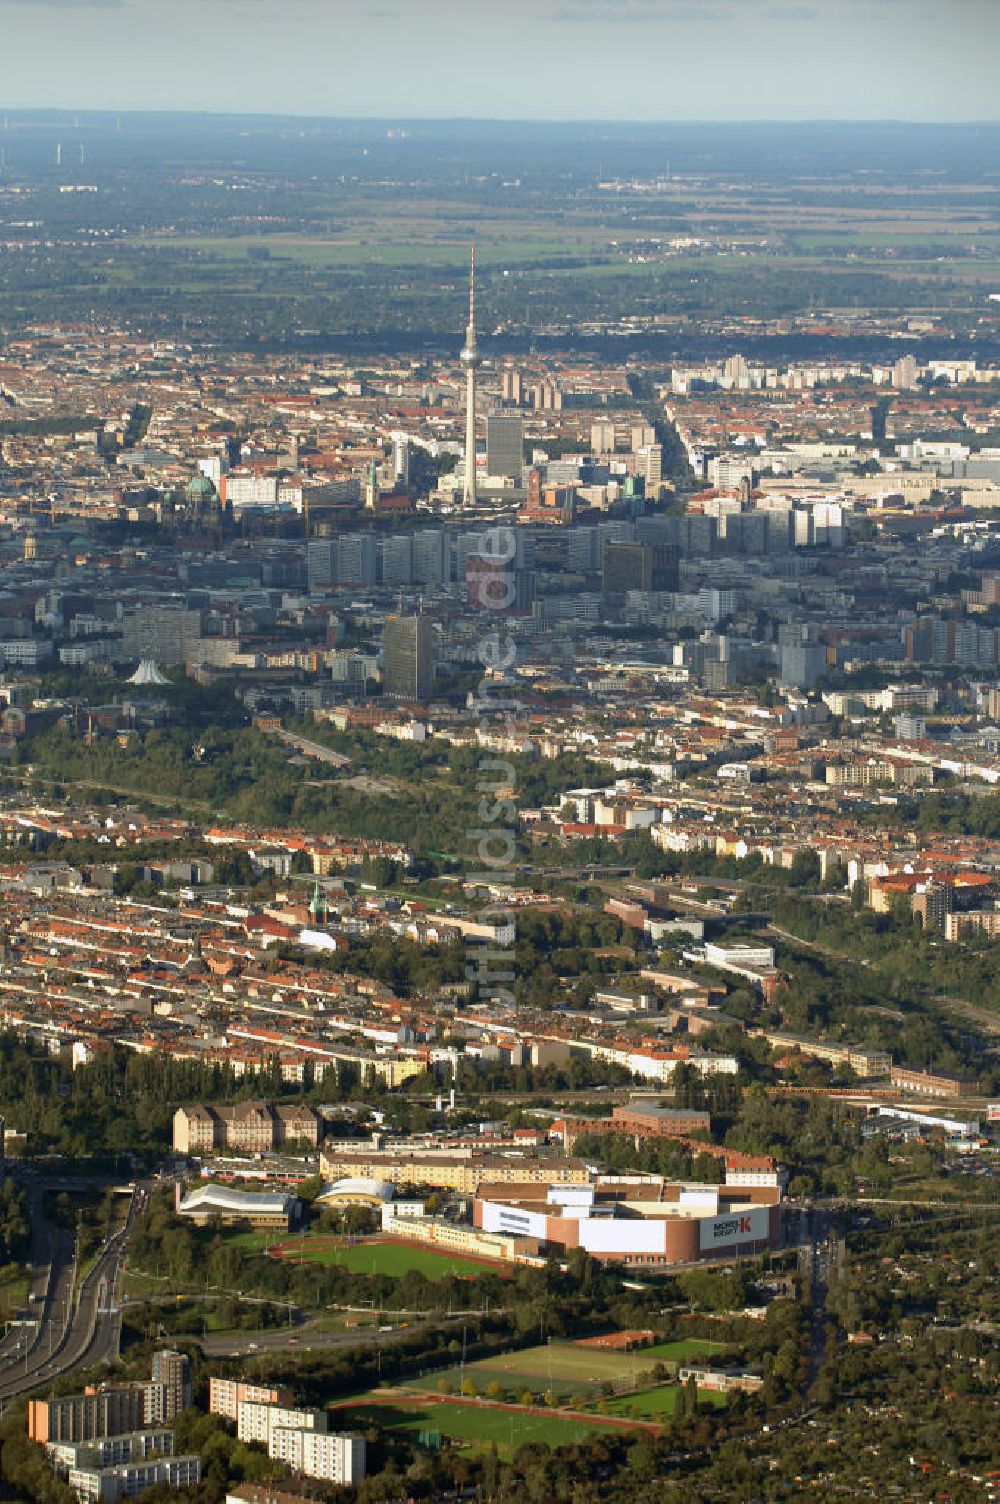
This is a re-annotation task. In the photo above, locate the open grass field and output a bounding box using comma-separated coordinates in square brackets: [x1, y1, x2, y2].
[409, 1337, 731, 1402]
[224, 1229, 277, 1253]
[333, 1397, 634, 1457]
[603, 1384, 727, 1420]
[286, 1237, 501, 1281]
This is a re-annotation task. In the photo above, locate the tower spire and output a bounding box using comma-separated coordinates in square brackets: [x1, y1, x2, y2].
[460, 243, 481, 508]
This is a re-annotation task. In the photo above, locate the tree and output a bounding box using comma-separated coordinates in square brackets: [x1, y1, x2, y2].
[789, 850, 821, 889]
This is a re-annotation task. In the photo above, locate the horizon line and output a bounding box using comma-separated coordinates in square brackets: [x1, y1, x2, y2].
[0, 108, 999, 128]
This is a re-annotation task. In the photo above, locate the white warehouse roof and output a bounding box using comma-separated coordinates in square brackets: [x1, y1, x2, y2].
[177, 1184, 295, 1217]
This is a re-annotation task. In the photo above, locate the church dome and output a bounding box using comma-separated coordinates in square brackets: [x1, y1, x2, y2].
[186, 473, 217, 501]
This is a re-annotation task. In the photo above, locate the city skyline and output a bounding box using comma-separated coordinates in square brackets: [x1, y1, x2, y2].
[0, 0, 997, 122]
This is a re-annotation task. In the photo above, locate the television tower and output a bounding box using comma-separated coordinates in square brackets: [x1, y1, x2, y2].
[460, 245, 481, 507]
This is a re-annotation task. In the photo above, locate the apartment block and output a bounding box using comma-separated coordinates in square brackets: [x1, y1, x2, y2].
[318, 1147, 591, 1195]
[68, 1454, 201, 1503]
[209, 1379, 293, 1422]
[47, 1431, 174, 1476]
[28, 1356, 189, 1444]
[268, 1428, 366, 1485]
[236, 1402, 326, 1446]
[149, 1351, 191, 1417]
[30, 1390, 146, 1446]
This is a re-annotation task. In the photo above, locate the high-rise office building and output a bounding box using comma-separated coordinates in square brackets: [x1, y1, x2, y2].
[566, 528, 598, 573]
[391, 435, 410, 487]
[307, 540, 337, 593]
[412, 529, 446, 587]
[601, 541, 678, 595]
[486, 411, 524, 480]
[635, 444, 663, 488]
[460, 247, 481, 506]
[336, 533, 377, 587]
[453, 530, 485, 586]
[383, 616, 433, 702]
[380, 534, 413, 587]
[779, 642, 828, 690]
[121, 607, 202, 667]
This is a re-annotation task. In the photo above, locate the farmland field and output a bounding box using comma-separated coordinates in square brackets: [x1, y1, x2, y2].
[3, 116, 1000, 344]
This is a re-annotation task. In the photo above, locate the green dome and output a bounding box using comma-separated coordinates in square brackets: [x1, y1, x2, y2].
[186, 473, 217, 500]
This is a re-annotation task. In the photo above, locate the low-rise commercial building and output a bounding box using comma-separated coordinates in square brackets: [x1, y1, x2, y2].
[174, 1183, 298, 1231]
[475, 1175, 782, 1267]
[889, 1064, 979, 1098]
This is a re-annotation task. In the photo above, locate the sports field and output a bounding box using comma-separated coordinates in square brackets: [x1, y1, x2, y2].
[409, 1336, 730, 1402]
[603, 1384, 727, 1420]
[333, 1397, 633, 1457]
[287, 1237, 500, 1281]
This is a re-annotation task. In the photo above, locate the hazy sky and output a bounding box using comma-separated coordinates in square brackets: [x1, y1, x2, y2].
[0, 0, 997, 121]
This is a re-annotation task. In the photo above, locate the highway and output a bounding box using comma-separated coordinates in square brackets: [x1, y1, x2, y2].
[0, 1175, 66, 1369]
[199, 1316, 458, 1360]
[796, 1204, 843, 1398]
[0, 1181, 145, 1410]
